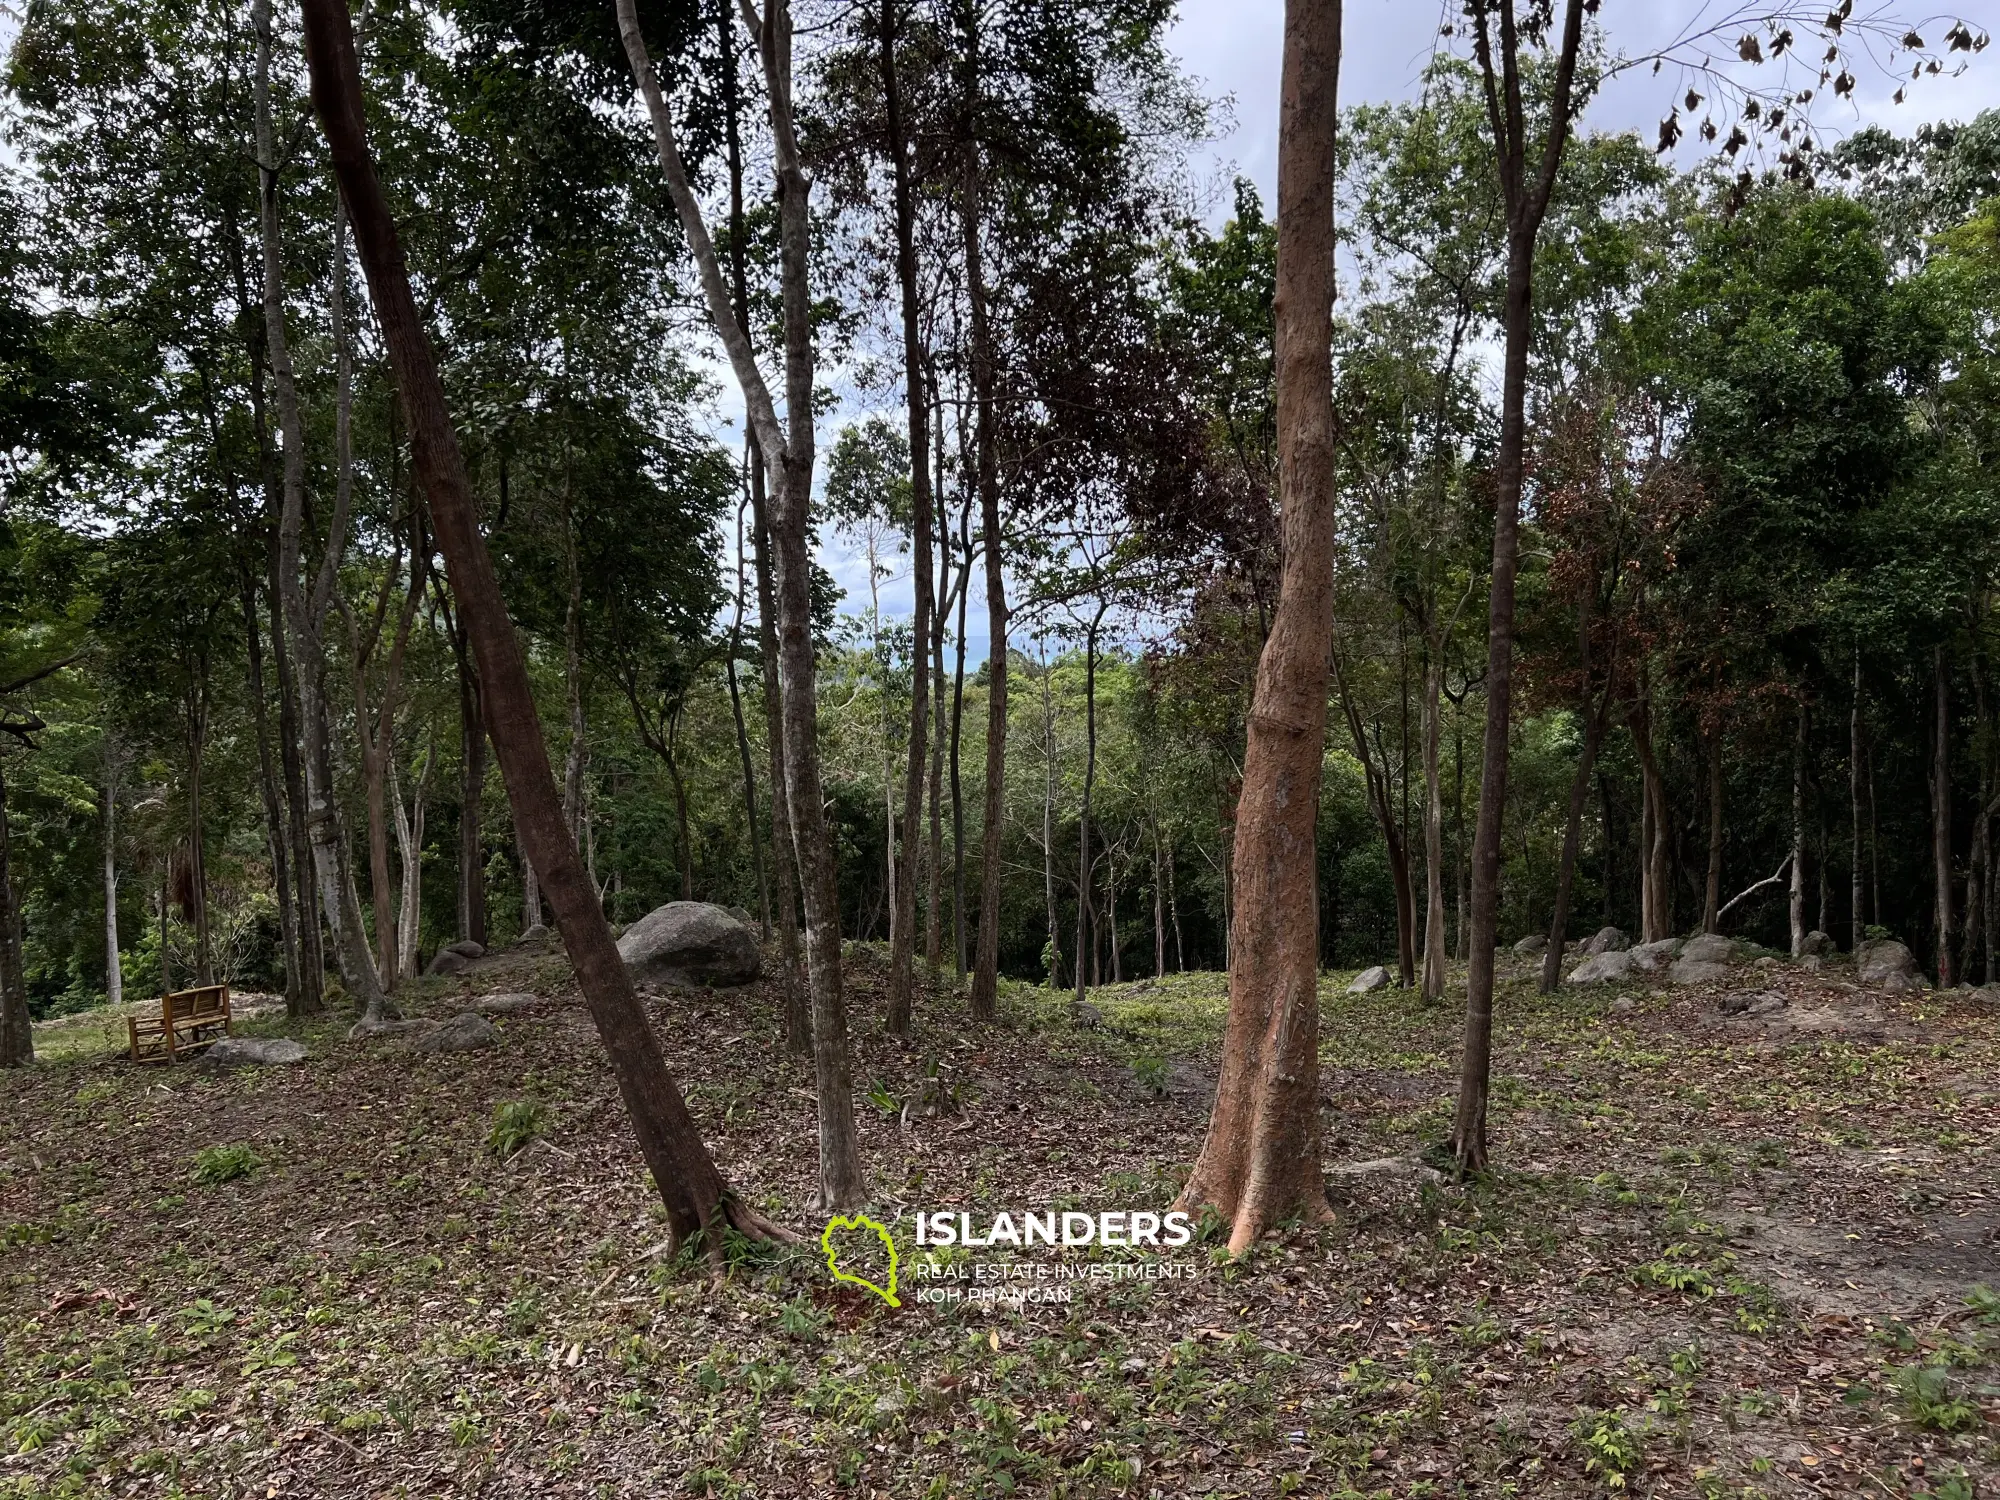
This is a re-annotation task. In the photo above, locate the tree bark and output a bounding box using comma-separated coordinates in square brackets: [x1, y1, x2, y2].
[1933, 644, 1954, 985]
[1451, 0, 1588, 1175]
[240, 574, 301, 1010]
[1334, 656, 1415, 985]
[619, 0, 864, 1206]
[448, 601, 488, 946]
[1040, 657, 1061, 986]
[1176, 0, 1341, 1254]
[300, 0, 791, 1248]
[392, 738, 431, 980]
[882, 0, 932, 1038]
[267, 536, 324, 1008]
[723, 495, 768, 935]
[963, 15, 1010, 1025]
[1542, 679, 1612, 993]
[1420, 653, 1448, 1001]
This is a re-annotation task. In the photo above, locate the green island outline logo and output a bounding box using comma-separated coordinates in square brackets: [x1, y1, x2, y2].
[820, 1213, 901, 1307]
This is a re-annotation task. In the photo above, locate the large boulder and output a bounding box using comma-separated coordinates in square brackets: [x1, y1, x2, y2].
[199, 1037, 308, 1067]
[515, 923, 550, 947]
[424, 948, 468, 978]
[1857, 938, 1923, 993]
[467, 993, 541, 1016]
[1567, 949, 1635, 985]
[445, 939, 485, 960]
[1347, 965, 1392, 994]
[413, 1012, 501, 1054]
[1513, 934, 1548, 957]
[1797, 930, 1834, 959]
[1583, 926, 1629, 956]
[1630, 938, 1684, 973]
[617, 901, 761, 988]
[1670, 932, 1739, 986]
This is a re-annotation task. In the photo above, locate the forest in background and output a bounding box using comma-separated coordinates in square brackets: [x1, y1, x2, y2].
[1, 1, 1998, 1036]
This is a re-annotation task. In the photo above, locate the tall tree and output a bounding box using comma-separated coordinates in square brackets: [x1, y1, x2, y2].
[617, 0, 866, 1208]
[1177, 0, 1341, 1256]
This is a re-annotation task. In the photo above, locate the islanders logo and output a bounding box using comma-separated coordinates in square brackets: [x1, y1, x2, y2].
[820, 1213, 901, 1307]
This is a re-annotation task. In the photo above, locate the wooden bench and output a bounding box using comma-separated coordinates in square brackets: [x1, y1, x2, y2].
[128, 985, 232, 1064]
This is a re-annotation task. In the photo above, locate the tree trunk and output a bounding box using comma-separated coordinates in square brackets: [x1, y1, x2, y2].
[452, 616, 488, 946]
[723, 496, 769, 935]
[0, 756, 29, 1067]
[715, 1, 803, 1045]
[1152, 814, 1166, 978]
[1450, 0, 1587, 1175]
[882, 0, 932, 1038]
[1630, 703, 1672, 944]
[1850, 649, 1863, 953]
[951, 500, 971, 978]
[1421, 652, 1447, 1000]
[1703, 727, 1724, 934]
[964, 35, 1010, 1025]
[258, 10, 387, 1015]
[300, 0, 792, 1248]
[1177, 0, 1341, 1254]
[240, 575, 301, 1011]
[1933, 644, 1954, 986]
[1073, 607, 1106, 1009]
[1790, 699, 1808, 958]
[102, 753, 123, 1010]
[1542, 681, 1611, 993]
[619, 0, 864, 1207]
[392, 739, 431, 982]
[1334, 660, 1415, 985]
[265, 536, 323, 1010]
[1041, 658, 1061, 986]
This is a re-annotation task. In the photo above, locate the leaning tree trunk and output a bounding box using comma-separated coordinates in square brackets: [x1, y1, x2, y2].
[882, 0, 933, 1039]
[0, 756, 32, 1066]
[1176, 0, 1341, 1255]
[299, 0, 791, 1248]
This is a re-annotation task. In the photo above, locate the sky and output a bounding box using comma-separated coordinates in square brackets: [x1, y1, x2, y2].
[818, 0, 2000, 663]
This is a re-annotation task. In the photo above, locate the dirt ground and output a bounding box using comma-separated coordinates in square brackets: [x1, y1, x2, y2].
[2, 938, 1996, 1498]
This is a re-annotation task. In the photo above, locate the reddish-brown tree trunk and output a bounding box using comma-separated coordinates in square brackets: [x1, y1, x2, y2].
[1176, 0, 1341, 1256]
[299, 0, 785, 1249]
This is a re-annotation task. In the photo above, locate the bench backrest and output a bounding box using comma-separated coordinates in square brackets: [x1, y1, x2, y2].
[165, 985, 228, 1022]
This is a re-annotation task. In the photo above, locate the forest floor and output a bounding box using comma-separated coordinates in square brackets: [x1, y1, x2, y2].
[2, 936, 1998, 1500]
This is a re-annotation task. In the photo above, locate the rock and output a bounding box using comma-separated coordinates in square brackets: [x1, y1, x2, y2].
[1610, 996, 1637, 1013]
[1670, 933, 1739, 985]
[467, 993, 541, 1015]
[725, 905, 755, 927]
[1512, 934, 1548, 956]
[198, 1037, 308, 1067]
[515, 923, 550, 947]
[616, 901, 761, 988]
[412, 1012, 501, 1054]
[347, 1017, 424, 1040]
[1856, 938, 1923, 993]
[445, 939, 485, 959]
[1069, 1001, 1105, 1029]
[1567, 950, 1635, 985]
[1119, 1357, 1148, 1377]
[424, 948, 468, 978]
[1584, 926, 1629, 955]
[1800, 954, 1824, 973]
[1718, 991, 1786, 1017]
[1797, 930, 1834, 958]
[1629, 938, 1684, 972]
[1348, 965, 1392, 993]
[1754, 955, 1778, 969]
[1327, 1155, 1444, 1183]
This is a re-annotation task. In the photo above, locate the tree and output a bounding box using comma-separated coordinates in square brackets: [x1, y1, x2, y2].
[617, 0, 866, 1209]
[298, 0, 791, 1249]
[1176, 0, 1341, 1256]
